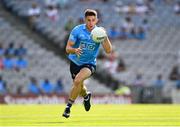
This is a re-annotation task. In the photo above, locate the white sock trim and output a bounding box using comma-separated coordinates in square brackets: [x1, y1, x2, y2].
[84, 96, 89, 101]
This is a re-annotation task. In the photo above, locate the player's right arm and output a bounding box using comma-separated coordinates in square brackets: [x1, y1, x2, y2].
[65, 26, 82, 56]
[66, 41, 82, 56]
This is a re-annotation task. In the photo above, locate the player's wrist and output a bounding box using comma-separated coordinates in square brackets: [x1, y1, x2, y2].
[67, 48, 76, 54]
[74, 48, 78, 54]
[102, 36, 108, 43]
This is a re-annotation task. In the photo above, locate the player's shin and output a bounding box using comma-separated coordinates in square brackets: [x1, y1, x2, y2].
[69, 81, 82, 101]
[79, 83, 88, 97]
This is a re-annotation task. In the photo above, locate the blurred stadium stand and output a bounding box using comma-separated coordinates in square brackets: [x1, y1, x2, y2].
[0, 3, 112, 95]
[0, 0, 180, 103]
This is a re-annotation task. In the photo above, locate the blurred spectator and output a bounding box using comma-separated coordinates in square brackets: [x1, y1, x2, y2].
[3, 55, 15, 70]
[5, 42, 16, 56]
[28, 3, 41, 29]
[104, 50, 118, 75]
[97, 49, 106, 60]
[45, 5, 59, 22]
[122, 17, 135, 35]
[133, 73, 144, 86]
[15, 56, 28, 70]
[174, 1, 180, 15]
[169, 65, 180, 81]
[117, 57, 126, 72]
[136, 26, 146, 40]
[153, 74, 165, 88]
[0, 76, 7, 95]
[28, 77, 40, 95]
[108, 25, 120, 40]
[135, 0, 149, 15]
[64, 17, 76, 32]
[127, 3, 136, 14]
[115, 85, 131, 96]
[119, 27, 127, 39]
[54, 78, 64, 94]
[28, 3, 41, 17]
[145, 0, 154, 14]
[40, 79, 54, 94]
[115, 0, 152, 15]
[17, 85, 23, 95]
[115, 1, 129, 14]
[141, 19, 150, 31]
[127, 28, 137, 39]
[119, 18, 149, 41]
[64, 18, 76, 49]
[15, 44, 27, 56]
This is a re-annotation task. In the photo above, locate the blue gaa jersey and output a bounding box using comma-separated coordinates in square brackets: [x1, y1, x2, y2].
[68, 24, 100, 66]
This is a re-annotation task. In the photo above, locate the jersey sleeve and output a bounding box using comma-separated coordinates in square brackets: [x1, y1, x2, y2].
[68, 26, 79, 44]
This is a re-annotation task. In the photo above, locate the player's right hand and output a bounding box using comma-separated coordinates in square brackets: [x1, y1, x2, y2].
[75, 47, 83, 56]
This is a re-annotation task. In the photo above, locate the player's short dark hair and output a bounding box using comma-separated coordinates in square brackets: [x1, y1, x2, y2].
[84, 9, 97, 18]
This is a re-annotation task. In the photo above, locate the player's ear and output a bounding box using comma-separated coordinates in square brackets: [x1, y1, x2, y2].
[96, 18, 99, 24]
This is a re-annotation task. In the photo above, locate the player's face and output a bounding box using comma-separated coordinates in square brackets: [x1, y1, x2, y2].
[85, 16, 98, 31]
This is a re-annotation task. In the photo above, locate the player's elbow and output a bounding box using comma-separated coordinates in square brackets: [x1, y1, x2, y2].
[65, 48, 69, 54]
[66, 46, 70, 54]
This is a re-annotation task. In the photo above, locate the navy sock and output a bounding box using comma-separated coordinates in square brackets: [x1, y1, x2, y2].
[66, 99, 74, 109]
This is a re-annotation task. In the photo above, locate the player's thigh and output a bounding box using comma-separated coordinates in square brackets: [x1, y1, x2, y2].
[74, 67, 92, 84]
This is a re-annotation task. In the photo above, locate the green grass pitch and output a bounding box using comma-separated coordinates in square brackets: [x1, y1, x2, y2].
[0, 104, 180, 127]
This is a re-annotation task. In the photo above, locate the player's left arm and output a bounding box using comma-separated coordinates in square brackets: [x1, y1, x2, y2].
[102, 36, 112, 54]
